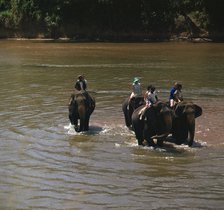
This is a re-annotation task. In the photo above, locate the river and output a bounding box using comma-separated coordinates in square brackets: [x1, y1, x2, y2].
[0, 40, 223, 209]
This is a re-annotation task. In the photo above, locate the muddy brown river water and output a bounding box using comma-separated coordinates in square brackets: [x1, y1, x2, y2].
[0, 40, 223, 209]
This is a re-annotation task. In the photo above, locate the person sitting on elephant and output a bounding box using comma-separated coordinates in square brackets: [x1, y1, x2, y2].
[145, 85, 158, 107]
[169, 82, 178, 107]
[129, 77, 142, 103]
[139, 85, 158, 120]
[75, 75, 87, 91]
[73, 75, 94, 111]
[174, 83, 183, 104]
[169, 82, 183, 108]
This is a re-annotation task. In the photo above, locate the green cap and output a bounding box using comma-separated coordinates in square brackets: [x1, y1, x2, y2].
[133, 77, 139, 83]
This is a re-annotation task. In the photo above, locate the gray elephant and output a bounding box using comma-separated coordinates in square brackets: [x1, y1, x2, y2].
[68, 91, 95, 132]
[131, 101, 173, 147]
[122, 96, 145, 127]
[171, 101, 202, 146]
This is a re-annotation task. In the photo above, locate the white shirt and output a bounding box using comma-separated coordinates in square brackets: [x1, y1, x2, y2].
[146, 91, 157, 106]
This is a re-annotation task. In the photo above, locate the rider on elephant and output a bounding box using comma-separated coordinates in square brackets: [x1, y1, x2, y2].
[169, 82, 183, 108]
[75, 75, 87, 91]
[70, 75, 94, 110]
[139, 85, 158, 120]
[130, 77, 142, 99]
[128, 77, 142, 108]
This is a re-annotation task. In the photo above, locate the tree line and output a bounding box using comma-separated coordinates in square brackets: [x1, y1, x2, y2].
[0, 0, 224, 41]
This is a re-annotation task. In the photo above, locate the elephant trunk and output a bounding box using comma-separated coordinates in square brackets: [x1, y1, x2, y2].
[152, 111, 172, 140]
[187, 114, 195, 147]
[151, 133, 169, 140]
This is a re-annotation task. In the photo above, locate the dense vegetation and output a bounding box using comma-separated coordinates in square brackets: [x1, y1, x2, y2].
[0, 0, 224, 41]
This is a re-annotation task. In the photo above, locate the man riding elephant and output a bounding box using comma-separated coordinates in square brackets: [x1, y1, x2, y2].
[68, 75, 95, 132]
[75, 75, 87, 91]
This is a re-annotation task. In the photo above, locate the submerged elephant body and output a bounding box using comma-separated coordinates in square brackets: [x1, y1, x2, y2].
[69, 91, 95, 132]
[171, 101, 202, 146]
[122, 96, 144, 127]
[132, 101, 173, 146]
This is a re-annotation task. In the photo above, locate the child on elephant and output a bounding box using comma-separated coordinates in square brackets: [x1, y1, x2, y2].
[169, 82, 178, 107]
[145, 85, 158, 107]
[169, 82, 183, 107]
[174, 83, 183, 103]
[139, 85, 158, 120]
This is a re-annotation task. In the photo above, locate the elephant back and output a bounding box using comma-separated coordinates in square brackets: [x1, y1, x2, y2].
[81, 91, 95, 113]
[72, 91, 95, 111]
[132, 96, 145, 109]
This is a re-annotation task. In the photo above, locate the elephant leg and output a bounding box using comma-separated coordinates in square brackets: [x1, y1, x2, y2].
[135, 127, 144, 145]
[69, 105, 78, 128]
[79, 114, 91, 132]
[132, 121, 144, 145]
[84, 116, 90, 131]
[68, 105, 74, 124]
[122, 99, 131, 127]
[173, 118, 189, 145]
[188, 127, 195, 146]
[68, 113, 74, 125]
[187, 115, 195, 147]
[79, 117, 85, 132]
[172, 118, 183, 144]
[124, 108, 132, 127]
[137, 136, 144, 146]
[143, 124, 156, 147]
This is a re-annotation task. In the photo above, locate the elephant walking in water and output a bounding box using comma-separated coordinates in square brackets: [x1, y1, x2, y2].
[122, 96, 145, 128]
[132, 101, 173, 147]
[68, 91, 95, 132]
[171, 101, 202, 146]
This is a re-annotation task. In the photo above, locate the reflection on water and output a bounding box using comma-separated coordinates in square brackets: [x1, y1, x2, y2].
[0, 41, 224, 209]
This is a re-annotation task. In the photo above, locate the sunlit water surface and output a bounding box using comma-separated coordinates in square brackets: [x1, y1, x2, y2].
[0, 41, 223, 209]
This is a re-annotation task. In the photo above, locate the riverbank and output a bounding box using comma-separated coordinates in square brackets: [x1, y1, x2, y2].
[2, 37, 213, 43]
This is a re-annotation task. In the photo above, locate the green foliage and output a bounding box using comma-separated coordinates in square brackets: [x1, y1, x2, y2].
[0, 0, 223, 40]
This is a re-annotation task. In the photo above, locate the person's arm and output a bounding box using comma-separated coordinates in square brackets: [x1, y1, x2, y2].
[174, 90, 182, 102]
[144, 91, 148, 102]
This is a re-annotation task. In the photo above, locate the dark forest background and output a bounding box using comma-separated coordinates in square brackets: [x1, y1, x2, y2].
[0, 0, 224, 41]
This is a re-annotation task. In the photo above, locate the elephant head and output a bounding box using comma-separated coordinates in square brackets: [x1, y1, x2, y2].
[122, 96, 144, 127]
[68, 91, 95, 132]
[172, 101, 202, 146]
[132, 101, 173, 147]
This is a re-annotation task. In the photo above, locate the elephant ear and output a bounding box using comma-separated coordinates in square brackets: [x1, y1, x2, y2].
[194, 104, 202, 118]
[143, 106, 156, 121]
[69, 93, 76, 105]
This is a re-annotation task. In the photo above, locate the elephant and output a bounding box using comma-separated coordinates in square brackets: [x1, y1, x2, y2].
[122, 96, 145, 127]
[131, 101, 173, 147]
[171, 101, 202, 146]
[68, 91, 95, 132]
